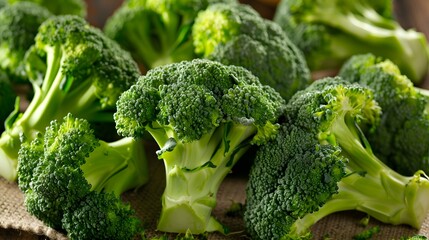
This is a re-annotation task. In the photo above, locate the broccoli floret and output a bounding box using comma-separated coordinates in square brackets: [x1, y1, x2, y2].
[402, 235, 429, 240]
[114, 59, 285, 234]
[7, 0, 86, 17]
[0, 71, 17, 133]
[17, 114, 147, 239]
[192, 2, 311, 100]
[0, 2, 52, 82]
[339, 53, 429, 175]
[0, 15, 141, 182]
[273, 0, 429, 84]
[352, 226, 380, 240]
[104, 0, 234, 71]
[245, 77, 429, 239]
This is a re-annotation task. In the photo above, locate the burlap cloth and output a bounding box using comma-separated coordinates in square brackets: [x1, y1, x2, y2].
[0, 140, 428, 240]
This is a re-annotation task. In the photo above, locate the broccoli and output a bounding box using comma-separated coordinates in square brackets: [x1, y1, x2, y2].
[339, 53, 429, 175]
[402, 236, 429, 240]
[104, 0, 234, 71]
[0, 15, 141, 182]
[7, 0, 86, 17]
[17, 114, 148, 239]
[114, 59, 285, 234]
[192, 2, 311, 100]
[0, 71, 17, 133]
[273, 0, 429, 84]
[0, 2, 52, 82]
[352, 226, 380, 240]
[244, 77, 429, 239]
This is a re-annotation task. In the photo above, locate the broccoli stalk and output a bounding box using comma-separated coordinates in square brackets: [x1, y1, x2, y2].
[17, 114, 147, 239]
[0, 15, 140, 182]
[114, 59, 285, 234]
[245, 78, 429, 239]
[289, 118, 429, 236]
[154, 122, 257, 233]
[273, 0, 429, 83]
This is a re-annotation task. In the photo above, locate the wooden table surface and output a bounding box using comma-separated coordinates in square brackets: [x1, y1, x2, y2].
[1, 0, 429, 239]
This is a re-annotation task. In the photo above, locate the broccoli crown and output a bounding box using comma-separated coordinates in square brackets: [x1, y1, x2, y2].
[339, 53, 429, 175]
[115, 59, 285, 234]
[245, 77, 429, 239]
[104, 0, 235, 70]
[0, 71, 16, 132]
[192, 2, 311, 100]
[245, 125, 346, 239]
[17, 114, 145, 239]
[115, 58, 284, 143]
[273, 0, 429, 83]
[0, 1, 52, 82]
[8, 0, 86, 17]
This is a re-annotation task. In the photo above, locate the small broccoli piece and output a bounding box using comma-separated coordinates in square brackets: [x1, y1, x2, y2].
[274, 0, 429, 84]
[192, 2, 311, 100]
[0, 15, 141, 182]
[0, 2, 52, 82]
[245, 77, 429, 239]
[339, 53, 429, 175]
[104, 0, 234, 71]
[352, 226, 380, 240]
[114, 59, 285, 234]
[0, 71, 17, 133]
[402, 235, 429, 240]
[7, 0, 86, 17]
[17, 114, 147, 239]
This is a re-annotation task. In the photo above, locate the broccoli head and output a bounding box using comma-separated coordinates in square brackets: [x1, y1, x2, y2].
[0, 15, 141, 182]
[7, 0, 86, 17]
[17, 114, 147, 239]
[192, 2, 311, 100]
[273, 0, 429, 84]
[0, 1, 52, 82]
[245, 77, 429, 239]
[114, 59, 285, 234]
[339, 53, 429, 176]
[104, 0, 235, 71]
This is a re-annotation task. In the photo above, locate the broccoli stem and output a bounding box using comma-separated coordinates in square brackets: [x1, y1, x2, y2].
[82, 137, 149, 196]
[0, 132, 20, 180]
[291, 170, 429, 236]
[0, 45, 65, 181]
[289, 114, 429, 236]
[312, 6, 428, 82]
[155, 122, 255, 234]
[289, 103, 429, 236]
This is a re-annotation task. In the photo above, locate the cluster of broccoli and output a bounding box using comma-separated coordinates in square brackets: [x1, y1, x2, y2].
[104, 0, 311, 100]
[0, 1, 151, 239]
[273, 0, 429, 84]
[1, 0, 429, 239]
